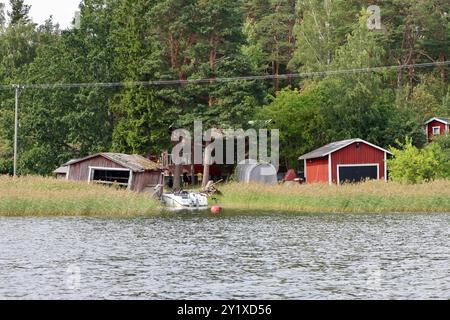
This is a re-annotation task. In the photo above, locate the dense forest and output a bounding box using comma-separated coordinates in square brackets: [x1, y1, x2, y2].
[0, 0, 449, 175]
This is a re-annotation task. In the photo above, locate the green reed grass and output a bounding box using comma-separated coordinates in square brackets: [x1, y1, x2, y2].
[0, 175, 161, 217]
[218, 180, 450, 213]
[2, 176, 449, 216]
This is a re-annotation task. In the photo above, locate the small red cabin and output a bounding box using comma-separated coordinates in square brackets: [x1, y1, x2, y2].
[425, 117, 449, 141]
[299, 139, 392, 185]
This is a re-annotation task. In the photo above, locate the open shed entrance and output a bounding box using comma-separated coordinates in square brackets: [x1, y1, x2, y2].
[338, 164, 378, 184]
[89, 167, 131, 188]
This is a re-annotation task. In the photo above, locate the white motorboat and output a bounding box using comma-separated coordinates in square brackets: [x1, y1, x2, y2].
[161, 191, 209, 211]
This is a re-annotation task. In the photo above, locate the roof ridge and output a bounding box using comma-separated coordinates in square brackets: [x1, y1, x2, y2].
[299, 138, 391, 160]
[64, 152, 160, 171]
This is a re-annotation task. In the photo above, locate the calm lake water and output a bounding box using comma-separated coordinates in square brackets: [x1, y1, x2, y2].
[0, 213, 448, 300]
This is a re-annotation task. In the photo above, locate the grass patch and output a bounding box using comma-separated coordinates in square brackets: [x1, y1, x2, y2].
[0, 175, 161, 217]
[217, 180, 450, 213]
[2, 176, 449, 216]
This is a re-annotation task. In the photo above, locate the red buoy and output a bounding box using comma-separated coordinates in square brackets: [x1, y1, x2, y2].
[211, 206, 222, 214]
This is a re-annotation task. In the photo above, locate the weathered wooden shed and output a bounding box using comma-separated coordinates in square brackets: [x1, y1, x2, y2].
[64, 153, 163, 193]
[299, 139, 392, 185]
[53, 166, 69, 180]
[425, 117, 449, 141]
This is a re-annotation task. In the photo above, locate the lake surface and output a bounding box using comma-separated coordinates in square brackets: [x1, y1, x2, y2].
[0, 213, 448, 300]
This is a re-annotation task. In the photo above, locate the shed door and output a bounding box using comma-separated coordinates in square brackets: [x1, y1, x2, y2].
[338, 165, 378, 184]
[91, 168, 131, 188]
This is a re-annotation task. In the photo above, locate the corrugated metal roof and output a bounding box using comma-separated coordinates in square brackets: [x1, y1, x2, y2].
[299, 139, 392, 160]
[64, 153, 161, 172]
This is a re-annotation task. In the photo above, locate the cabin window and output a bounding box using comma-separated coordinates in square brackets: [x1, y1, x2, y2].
[432, 126, 441, 135]
[90, 168, 131, 187]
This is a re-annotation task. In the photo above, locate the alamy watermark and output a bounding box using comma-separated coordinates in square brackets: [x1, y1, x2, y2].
[367, 5, 382, 31]
[171, 121, 279, 170]
[66, 264, 81, 290]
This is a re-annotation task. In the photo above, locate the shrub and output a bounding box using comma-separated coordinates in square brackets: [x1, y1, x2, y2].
[388, 137, 450, 183]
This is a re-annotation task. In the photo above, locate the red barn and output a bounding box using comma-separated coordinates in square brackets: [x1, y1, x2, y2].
[299, 139, 392, 185]
[425, 117, 449, 141]
[64, 153, 163, 193]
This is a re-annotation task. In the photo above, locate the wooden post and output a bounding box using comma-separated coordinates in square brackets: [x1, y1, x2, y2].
[13, 85, 20, 177]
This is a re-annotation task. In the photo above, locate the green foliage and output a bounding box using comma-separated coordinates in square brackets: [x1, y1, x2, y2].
[289, 0, 360, 72]
[388, 137, 450, 184]
[112, 87, 172, 154]
[259, 87, 325, 168]
[0, 0, 448, 179]
[0, 3, 5, 28]
[432, 135, 450, 179]
[7, 0, 31, 25]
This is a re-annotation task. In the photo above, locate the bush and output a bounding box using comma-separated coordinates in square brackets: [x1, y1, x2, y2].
[388, 136, 450, 183]
[432, 135, 450, 179]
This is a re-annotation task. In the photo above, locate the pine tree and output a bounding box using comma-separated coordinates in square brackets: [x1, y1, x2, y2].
[8, 0, 31, 25]
[0, 3, 6, 28]
[243, 0, 297, 90]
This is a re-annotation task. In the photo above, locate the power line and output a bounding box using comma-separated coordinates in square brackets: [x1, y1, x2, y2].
[1, 61, 449, 91]
[6, 60, 450, 176]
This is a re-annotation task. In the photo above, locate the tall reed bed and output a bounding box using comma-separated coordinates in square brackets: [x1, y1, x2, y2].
[0, 175, 160, 216]
[218, 180, 450, 213]
[2, 176, 449, 216]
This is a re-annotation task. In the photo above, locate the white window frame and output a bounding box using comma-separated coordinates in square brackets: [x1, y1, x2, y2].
[432, 126, 441, 135]
[304, 159, 307, 183]
[88, 166, 133, 190]
[328, 154, 332, 185]
[336, 163, 380, 185]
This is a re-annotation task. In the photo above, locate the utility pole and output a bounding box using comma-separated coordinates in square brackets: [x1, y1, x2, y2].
[13, 85, 21, 177]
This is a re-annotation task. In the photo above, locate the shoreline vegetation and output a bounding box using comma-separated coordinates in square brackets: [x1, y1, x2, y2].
[0, 176, 161, 217]
[1, 176, 449, 217]
[218, 181, 450, 214]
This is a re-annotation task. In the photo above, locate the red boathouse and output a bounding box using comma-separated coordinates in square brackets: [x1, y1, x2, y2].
[299, 139, 392, 185]
[62, 153, 163, 193]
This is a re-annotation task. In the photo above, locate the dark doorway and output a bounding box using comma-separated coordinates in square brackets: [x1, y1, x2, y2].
[92, 169, 130, 186]
[338, 165, 378, 184]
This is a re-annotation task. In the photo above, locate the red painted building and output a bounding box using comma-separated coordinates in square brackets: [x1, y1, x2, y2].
[425, 117, 449, 141]
[61, 153, 163, 193]
[299, 139, 392, 185]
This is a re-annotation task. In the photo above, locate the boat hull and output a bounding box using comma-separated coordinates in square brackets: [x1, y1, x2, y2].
[161, 192, 209, 211]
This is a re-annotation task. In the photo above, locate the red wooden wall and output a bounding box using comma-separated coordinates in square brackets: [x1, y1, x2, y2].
[133, 171, 162, 192]
[331, 142, 385, 183]
[68, 156, 124, 181]
[305, 156, 329, 184]
[67, 155, 161, 192]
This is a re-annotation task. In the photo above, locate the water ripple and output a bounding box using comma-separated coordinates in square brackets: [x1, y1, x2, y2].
[0, 213, 449, 299]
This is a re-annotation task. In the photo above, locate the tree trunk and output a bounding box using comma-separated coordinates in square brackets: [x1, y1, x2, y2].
[173, 163, 182, 191]
[202, 163, 210, 189]
[273, 60, 279, 91]
[191, 164, 195, 185]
